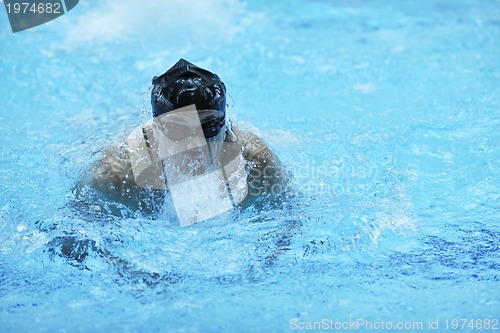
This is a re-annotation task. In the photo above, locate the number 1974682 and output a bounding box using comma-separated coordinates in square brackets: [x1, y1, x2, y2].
[5, 2, 62, 14]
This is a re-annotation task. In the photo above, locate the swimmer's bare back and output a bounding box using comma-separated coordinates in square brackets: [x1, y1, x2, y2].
[78, 127, 291, 214]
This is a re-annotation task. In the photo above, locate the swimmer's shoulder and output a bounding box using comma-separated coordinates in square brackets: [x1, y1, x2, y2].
[78, 127, 164, 213]
[233, 126, 292, 200]
[83, 122, 156, 191]
[233, 126, 287, 172]
[79, 138, 135, 197]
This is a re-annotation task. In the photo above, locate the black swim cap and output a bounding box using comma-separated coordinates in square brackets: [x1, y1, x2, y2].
[151, 59, 227, 138]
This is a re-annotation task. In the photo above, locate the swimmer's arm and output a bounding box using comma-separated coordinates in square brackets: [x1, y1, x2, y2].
[79, 141, 137, 200]
[233, 128, 292, 200]
[77, 129, 164, 213]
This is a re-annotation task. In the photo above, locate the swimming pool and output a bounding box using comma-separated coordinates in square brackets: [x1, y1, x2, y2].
[1, 0, 499, 332]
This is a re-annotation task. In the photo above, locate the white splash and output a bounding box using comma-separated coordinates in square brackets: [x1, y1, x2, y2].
[58, 0, 255, 50]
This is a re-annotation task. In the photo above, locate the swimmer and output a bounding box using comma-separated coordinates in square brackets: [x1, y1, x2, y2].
[76, 59, 291, 220]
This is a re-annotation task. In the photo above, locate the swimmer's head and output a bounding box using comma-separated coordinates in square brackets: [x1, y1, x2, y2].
[151, 59, 227, 138]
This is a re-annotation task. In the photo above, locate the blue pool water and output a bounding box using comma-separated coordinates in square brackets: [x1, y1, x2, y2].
[1, 0, 499, 332]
